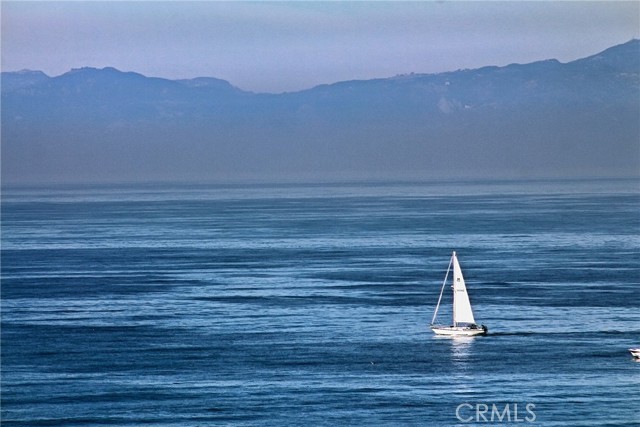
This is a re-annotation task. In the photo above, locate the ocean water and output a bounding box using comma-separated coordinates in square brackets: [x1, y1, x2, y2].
[1, 179, 639, 426]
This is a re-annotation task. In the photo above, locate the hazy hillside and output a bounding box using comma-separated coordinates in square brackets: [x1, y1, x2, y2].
[2, 40, 638, 183]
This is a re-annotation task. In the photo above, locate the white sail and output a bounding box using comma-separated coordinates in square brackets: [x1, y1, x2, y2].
[452, 252, 476, 325]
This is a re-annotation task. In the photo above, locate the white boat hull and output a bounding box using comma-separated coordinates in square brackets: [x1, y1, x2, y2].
[431, 325, 487, 336]
[630, 348, 640, 359]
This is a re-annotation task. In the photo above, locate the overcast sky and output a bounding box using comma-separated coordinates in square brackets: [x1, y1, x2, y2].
[2, 1, 638, 93]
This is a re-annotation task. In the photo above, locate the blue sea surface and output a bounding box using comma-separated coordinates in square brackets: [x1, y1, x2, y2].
[2, 179, 639, 426]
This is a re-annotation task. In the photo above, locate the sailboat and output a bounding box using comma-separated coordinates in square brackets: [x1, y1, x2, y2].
[430, 251, 488, 336]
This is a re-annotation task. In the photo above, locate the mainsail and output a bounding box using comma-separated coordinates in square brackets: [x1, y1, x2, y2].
[452, 252, 476, 325]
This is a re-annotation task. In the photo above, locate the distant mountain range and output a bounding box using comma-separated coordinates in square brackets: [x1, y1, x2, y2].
[2, 40, 639, 183]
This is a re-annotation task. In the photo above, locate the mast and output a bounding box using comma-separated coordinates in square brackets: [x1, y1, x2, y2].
[431, 252, 453, 325]
[452, 251, 456, 327]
